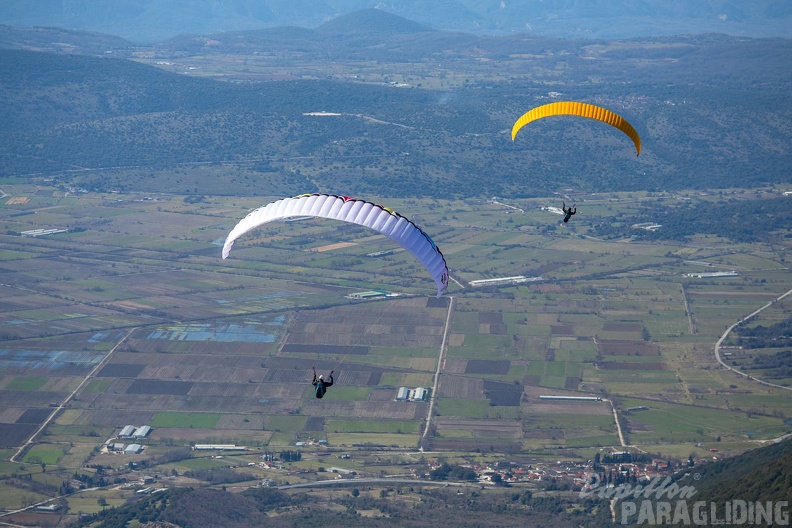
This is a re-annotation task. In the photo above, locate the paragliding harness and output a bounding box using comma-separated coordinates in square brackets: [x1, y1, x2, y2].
[311, 300, 395, 400]
[312, 369, 334, 399]
[562, 202, 576, 223]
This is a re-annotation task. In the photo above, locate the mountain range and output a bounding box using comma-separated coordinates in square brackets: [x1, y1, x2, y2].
[1, 0, 791, 42]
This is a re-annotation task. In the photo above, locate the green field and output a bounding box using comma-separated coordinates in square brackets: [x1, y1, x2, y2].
[306, 386, 371, 401]
[618, 397, 788, 443]
[84, 378, 112, 393]
[0, 481, 51, 510]
[66, 491, 131, 515]
[22, 444, 66, 465]
[437, 399, 491, 419]
[6, 376, 48, 390]
[326, 433, 421, 447]
[266, 415, 308, 433]
[327, 419, 420, 434]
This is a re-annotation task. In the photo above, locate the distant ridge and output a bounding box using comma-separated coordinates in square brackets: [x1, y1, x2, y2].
[1, 1, 791, 42]
[0, 23, 133, 56]
[315, 8, 434, 36]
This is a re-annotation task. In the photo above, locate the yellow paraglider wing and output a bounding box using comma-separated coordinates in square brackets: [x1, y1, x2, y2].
[511, 101, 642, 156]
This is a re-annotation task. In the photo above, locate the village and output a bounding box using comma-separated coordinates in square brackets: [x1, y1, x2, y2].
[87, 423, 704, 496]
[241, 440, 696, 494]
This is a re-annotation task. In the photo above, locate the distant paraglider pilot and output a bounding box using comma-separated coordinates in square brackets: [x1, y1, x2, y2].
[562, 202, 577, 223]
[312, 367, 334, 399]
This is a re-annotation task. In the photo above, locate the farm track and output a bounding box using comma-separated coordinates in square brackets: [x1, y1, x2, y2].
[278, 477, 486, 490]
[0, 487, 100, 520]
[10, 327, 137, 463]
[680, 283, 696, 334]
[604, 398, 627, 448]
[421, 295, 455, 448]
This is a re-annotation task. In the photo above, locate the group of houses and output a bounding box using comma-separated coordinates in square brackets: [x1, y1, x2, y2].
[424, 449, 681, 488]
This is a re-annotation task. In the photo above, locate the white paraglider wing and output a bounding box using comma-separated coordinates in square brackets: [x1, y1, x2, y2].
[222, 194, 449, 296]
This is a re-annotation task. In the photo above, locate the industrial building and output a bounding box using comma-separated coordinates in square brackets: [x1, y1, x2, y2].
[117, 424, 152, 441]
[469, 276, 542, 287]
[328, 467, 356, 478]
[683, 271, 739, 278]
[395, 387, 430, 402]
[133, 425, 152, 438]
[631, 222, 662, 231]
[20, 228, 69, 237]
[192, 444, 247, 451]
[346, 290, 389, 299]
[538, 395, 602, 402]
[124, 444, 143, 454]
[118, 425, 136, 438]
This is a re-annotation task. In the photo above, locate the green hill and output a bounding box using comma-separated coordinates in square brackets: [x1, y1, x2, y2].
[69, 484, 612, 528]
[1, 33, 790, 200]
[315, 8, 434, 36]
[683, 438, 792, 505]
[618, 438, 792, 526]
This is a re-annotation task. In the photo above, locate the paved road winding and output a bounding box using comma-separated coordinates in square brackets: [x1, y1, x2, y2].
[714, 287, 792, 392]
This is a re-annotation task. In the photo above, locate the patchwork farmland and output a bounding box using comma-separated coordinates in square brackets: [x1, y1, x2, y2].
[0, 183, 790, 518]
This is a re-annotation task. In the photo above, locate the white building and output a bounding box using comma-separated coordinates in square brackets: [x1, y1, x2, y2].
[347, 290, 389, 299]
[119, 425, 136, 438]
[192, 444, 247, 451]
[631, 222, 662, 231]
[20, 228, 68, 237]
[328, 467, 356, 477]
[124, 444, 143, 454]
[539, 395, 602, 402]
[395, 387, 410, 401]
[684, 271, 739, 278]
[133, 425, 152, 438]
[469, 276, 542, 287]
[413, 388, 429, 402]
[395, 387, 430, 402]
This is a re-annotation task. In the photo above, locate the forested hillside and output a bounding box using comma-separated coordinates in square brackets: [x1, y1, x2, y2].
[591, 196, 792, 243]
[680, 438, 792, 503]
[1, 28, 790, 200]
[71, 485, 611, 528]
[681, 439, 790, 525]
